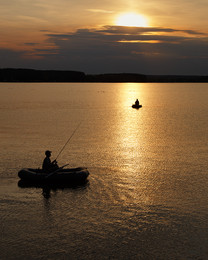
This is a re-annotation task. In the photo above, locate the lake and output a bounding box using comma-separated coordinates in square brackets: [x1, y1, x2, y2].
[0, 82, 208, 259]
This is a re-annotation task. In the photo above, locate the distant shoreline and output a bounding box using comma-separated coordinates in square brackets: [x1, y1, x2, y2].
[0, 68, 208, 83]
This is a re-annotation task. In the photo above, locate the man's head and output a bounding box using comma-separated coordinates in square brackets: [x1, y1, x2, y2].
[45, 150, 51, 157]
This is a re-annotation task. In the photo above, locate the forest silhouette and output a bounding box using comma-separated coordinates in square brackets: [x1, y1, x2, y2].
[0, 68, 207, 82]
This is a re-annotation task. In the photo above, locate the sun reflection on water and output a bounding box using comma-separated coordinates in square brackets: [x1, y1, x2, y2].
[109, 83, 147, 204]
[106, 83, 183, 208]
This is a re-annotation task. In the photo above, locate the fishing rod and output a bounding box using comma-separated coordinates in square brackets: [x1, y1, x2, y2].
[55, 122, 82, 161]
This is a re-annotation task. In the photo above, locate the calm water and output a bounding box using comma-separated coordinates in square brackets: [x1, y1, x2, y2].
[0, 82, 208, 259]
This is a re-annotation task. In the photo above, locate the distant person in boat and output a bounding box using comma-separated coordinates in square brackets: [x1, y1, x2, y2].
[135, 99, 140, 106]
[42, 150, 59, 173]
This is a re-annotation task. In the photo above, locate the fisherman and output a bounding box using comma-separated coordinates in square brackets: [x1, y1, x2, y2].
[42, 150, 59, 173]
[135, 99, 139, 106]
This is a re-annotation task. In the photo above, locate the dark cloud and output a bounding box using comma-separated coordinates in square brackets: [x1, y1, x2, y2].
[0, 49, 27, 68]
[1, 26, 208, 75]
[24, 42, 39, 46]
[97, 26, 205, 35]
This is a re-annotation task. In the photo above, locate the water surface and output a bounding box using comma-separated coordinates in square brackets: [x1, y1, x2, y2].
[0, 82, 208, 259]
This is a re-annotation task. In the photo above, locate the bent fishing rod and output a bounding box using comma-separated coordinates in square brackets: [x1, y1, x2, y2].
[55, 121, 82, 161]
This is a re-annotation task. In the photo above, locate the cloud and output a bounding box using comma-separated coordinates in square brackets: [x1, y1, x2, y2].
[24, 43, 40, 46]
[1, 26, 208, 75]
[96, 26, 205, 36]
[46, 26, 207, 47]
[45, 25, 208, 55]
[87, 9, 114, 13]
[0, 49, 28, 68]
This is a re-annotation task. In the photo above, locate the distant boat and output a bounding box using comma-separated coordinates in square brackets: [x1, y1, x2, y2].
[18, 167, 89, 184]
[132, 104, 142, 109]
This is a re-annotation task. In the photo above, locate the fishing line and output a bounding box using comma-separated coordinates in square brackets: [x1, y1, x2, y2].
[55, 121, 82, 161]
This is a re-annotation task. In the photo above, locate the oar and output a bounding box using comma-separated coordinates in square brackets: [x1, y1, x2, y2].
[45, 164, 69, 179]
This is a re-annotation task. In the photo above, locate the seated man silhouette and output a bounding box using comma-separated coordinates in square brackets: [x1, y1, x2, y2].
[135, 99, 139, 106]
[42, 150, 59, 173]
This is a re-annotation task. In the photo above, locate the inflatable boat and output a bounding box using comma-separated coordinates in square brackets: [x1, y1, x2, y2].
[132, 104, 142, 109]
[18, 167, 89, 184]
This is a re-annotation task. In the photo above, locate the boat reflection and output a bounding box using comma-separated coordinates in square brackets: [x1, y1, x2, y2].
[18, 179, 89, 199]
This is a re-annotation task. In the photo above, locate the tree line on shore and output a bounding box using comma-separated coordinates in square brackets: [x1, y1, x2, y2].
[0, 68, 207, 82]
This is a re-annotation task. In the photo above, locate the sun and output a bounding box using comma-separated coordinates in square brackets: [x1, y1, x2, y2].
[115, 13, 148, 27]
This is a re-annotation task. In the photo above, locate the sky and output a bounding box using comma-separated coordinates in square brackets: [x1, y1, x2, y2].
[0, 0, 208, 75]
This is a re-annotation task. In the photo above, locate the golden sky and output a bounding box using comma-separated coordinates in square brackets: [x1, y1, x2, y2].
[0, 0, 208, 74]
